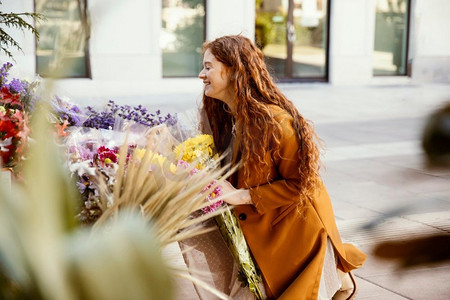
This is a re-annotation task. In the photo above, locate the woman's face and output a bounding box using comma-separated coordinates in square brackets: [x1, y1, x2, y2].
[199, 49, 235, 105]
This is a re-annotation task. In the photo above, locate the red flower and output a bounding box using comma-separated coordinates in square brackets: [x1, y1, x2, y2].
[0, 146, 14, 166]
[96, 146, 119, 166]
[0, 108, 29, 167]
[0, 119, 19, 138]
[0, 86, 22, 108]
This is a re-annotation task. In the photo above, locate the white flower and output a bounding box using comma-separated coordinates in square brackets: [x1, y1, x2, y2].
[69, 160, 96, 177]
[0, 137, 13, 152]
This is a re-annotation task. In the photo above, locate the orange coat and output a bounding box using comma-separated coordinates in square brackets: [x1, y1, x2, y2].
[231, 106, 366, 299]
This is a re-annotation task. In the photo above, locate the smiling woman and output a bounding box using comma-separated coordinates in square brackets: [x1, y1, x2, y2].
[197, 35, 366, 300]
[198, 49, 235, 110]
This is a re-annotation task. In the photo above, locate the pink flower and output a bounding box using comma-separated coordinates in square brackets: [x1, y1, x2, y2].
[177, 160, 200, 175]
[178, 161, 224, 215]
[201, 181, 224, 214]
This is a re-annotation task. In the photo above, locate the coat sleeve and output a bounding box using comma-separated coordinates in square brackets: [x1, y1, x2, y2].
[248, 112, 304, 215]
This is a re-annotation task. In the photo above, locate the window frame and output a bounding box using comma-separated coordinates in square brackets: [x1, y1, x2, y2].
[161, 0, 207, 78]
[34, 0, 91, 79]
[373, 0, 412, 77]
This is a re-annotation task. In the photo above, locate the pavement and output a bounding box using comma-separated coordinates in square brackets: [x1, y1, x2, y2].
[80, 81, 450, 299]
[283, 83, 450, 300]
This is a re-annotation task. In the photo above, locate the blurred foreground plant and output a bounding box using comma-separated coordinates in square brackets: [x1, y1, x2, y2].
[91, 126, 236, 299]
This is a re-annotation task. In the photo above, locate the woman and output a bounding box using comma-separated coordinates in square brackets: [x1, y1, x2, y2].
[199, 35, 366, 299]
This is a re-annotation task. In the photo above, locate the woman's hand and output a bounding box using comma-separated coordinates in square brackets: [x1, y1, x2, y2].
[220, 180, 253, 205]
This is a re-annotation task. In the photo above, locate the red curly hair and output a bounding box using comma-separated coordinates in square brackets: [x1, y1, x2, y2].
[201, 35, 321, 203]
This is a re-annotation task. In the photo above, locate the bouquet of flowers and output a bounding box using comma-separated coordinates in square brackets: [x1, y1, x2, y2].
[174, 131, 265, 299]
[174, 135, 224, 217]
[0, 62, 40, 113]
[0, 63, 38, 170]
[48, 96, 179, 224]
[65, 122, 164, 224]
[67, 136, 121, 224]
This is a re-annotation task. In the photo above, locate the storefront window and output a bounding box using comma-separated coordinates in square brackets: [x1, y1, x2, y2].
[373, 0, 410, 75]
[255, 0, 329, 81]
[161, 0, 205, 77]
[35, 0, 90, 78]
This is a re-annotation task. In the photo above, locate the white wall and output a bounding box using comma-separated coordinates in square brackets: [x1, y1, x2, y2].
[411, 0, 450, 82]
[88, 0, 160, 81]
[329, 0, 376, 85]
[206, 0, 255, 41]
[0, 0, 36, 78]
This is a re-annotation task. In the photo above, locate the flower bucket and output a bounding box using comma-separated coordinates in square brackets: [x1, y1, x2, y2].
[1, 167, 12, 191]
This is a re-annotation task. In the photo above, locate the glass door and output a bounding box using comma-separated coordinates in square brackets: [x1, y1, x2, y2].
[255, 0, 329, 81]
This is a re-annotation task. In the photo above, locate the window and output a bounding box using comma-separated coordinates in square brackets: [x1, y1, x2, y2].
[373, 0, 410, 75]
[161, 0, 205, 77]
[35, 0, 90, 78]
[255, 0, 330, 81]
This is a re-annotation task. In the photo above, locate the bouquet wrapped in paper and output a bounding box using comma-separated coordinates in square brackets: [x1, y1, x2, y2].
[214, 207, 265, 299]
[0, 62, 40, 171]
[51, 97, 178, 224]
[174, 111, 265, 299]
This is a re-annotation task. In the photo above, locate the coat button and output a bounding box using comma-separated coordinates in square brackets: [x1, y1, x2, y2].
[239, 213, 247, 221]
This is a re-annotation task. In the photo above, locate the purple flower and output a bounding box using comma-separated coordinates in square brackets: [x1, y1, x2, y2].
[70, 105, 82, 114]
[51, 95, 84, 126]
[69, 144, 96, 161]
[8, 78, 26, 93]
[76, 179, 91, 193]
[83, 100, 178, 129]
[0, 62, 13, 86]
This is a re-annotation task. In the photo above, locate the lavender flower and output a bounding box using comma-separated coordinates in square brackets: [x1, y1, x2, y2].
[83, 100, 178, 130]
[8, 78, 26, 93]
[0, 62, 41, 113]
[0, 62, 13, 86]
[51, 95, 84, 126]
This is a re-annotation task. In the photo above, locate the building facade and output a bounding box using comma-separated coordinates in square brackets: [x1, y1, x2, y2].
[1, 0, 449, 102]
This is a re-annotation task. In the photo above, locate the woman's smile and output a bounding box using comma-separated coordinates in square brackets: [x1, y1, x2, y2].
[198, 49, 235, 109]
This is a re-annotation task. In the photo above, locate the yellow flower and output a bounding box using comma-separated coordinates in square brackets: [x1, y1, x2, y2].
[173, 134, 217, 169]
[135, 148, 176, 173]
[135, 148, 147, 160]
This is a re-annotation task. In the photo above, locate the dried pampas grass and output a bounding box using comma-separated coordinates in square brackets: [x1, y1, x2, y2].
[91, 128, 237, 299]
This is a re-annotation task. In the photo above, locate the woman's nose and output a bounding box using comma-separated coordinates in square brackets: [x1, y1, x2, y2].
[198, 69, 205, 79]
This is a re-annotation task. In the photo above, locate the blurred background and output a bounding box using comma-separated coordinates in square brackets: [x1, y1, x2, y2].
[1, 0, 450, 299]
[1, 0, 449, 103]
